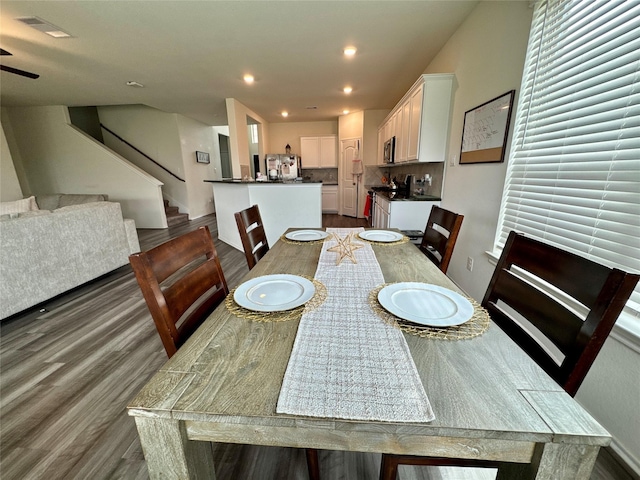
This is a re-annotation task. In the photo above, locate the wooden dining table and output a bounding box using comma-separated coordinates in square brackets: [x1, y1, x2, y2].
[128, 228, 610, 479]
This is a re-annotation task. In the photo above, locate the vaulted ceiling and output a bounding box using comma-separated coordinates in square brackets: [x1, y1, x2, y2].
[0, 1, 479, 126]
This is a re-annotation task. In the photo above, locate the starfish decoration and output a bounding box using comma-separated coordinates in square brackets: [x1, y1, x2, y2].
[327, 232, 364, 265]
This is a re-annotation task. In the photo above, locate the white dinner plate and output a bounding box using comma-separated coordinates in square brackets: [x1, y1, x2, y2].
[378, 283, 474, 327]
[234, 274, 315, 312]
[285, 230, 329, 242]
[358, 230, 404, 243]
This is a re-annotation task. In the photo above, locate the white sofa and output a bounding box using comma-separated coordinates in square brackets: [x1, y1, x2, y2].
[0, 196, 140, 319]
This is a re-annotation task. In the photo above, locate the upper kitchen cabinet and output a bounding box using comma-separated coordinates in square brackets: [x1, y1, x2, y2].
[300, 135, 337, 168]
[379, 74, 455, 164]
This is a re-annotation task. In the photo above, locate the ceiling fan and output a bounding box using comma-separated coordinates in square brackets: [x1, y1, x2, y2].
[0, 49, 39, 79]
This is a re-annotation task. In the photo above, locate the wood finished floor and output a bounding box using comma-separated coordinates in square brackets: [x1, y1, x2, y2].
[0, 214, 634, 480]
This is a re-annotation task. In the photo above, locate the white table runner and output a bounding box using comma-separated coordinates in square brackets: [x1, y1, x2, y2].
[276, 228, 435, 423]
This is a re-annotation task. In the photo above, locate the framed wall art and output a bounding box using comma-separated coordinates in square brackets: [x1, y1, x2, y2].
[460, 90, 515, 164]
[196, 151, 210, 164]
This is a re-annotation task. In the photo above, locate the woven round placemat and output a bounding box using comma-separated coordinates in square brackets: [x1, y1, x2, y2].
[226, 276, 328, 322]
[368, 283, 490, 340]
[279, 234, 328, 245]
[357, 234, 410, 246]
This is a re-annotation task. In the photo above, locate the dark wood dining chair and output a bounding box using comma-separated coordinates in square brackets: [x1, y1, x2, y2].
[235, 204, 269, 270]
[419, 206, 463, 274]
[131, 227, 321, 479]
[380, 230, 639, 480]
[129, 226, 228, 359]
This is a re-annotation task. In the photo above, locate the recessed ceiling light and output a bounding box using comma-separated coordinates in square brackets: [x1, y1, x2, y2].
[16, 16, 72, 38]
[343, 110, 350, 115]
[344, 46, 357, 56]
[343, 86, 353, 94]
[126, 81, 144, 88]
[281, 111, 289, 117]
[243, 74, 254, 84]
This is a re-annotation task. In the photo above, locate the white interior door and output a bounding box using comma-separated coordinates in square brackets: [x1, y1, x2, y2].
[340, 138, 360, 217]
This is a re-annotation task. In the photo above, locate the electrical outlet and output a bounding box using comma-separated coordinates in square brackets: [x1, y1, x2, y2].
[466, 256, 474, 271]
[450, 154, 457, 167]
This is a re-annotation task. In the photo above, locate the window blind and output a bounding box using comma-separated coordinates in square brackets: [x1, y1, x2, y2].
[496, 0, 640, 312]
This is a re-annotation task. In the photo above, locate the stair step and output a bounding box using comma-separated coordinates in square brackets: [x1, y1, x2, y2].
[167, 212, 189, 227]
[165, 206, 179, 215]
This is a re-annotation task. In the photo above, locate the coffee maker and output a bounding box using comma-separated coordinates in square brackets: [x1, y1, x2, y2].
[265, 154, 301, 181]
[394, 174, 413, 195]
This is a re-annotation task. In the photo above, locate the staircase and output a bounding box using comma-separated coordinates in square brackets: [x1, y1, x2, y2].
[164, 199, 189, 227]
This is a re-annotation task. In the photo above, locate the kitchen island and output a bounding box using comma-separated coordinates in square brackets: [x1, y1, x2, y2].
[206, 180, 322, 252]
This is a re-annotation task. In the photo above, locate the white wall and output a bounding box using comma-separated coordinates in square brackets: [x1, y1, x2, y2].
[99, 105, 221, 219]
[225, 98, 269, 178]
[338, 111, 364, 142]
[425, 1, 532, 301]
[98, 105, 188, 214]
[176, 115, 219, 218]
[427, 1, 640, 471]
[1, 105, 165, 228]
[269, 121, 338, 156]
[0, 121, 22, 201]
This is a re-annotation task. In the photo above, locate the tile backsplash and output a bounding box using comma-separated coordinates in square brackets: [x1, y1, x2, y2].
[301, 164, 444, 195]
[301, 168, 338, 184]
[365, 163, 444, 197]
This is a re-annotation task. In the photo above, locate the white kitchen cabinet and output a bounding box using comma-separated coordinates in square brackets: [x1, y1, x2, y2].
[407, 82, 424, 160]
[300, 135, 337, 168]
[395, 100, 411, 163]
[322, 185, 338, 213]
[377, 127, 385, 165]
[373, 195, 390, 229]
[372, 195, 440, 231]
[377, 74, 454, 164]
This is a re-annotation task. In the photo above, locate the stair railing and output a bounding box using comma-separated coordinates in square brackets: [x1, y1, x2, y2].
[100, 124, 185, 182]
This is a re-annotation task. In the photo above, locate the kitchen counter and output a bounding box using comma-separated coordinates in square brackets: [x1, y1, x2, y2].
[205, 179, 322, 184]
[208, 181, 321, 252]
[369, 186, 441, 202]
[370, 186, 441, 230]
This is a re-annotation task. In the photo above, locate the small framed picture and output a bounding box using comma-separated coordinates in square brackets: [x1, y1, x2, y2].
[196, 151, 210, 164]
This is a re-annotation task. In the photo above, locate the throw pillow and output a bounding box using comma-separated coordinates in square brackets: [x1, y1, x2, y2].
[28, 196, 39, 211]
[0, 196, 37, 215]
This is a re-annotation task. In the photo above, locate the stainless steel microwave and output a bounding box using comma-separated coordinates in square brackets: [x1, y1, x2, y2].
[383, 136, 395, 164]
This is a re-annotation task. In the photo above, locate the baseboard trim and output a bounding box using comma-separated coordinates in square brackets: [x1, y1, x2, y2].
[610, 441, 640, 479]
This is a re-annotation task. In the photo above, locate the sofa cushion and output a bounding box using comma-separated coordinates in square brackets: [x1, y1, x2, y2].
[1, 210, 51, 222]
[35, 194, 109, 210]
[18, 210, 51, 218]
[35, 194, 62, 211]
[58, 194, 108, 207]
[0, 201, 136, 319]
[0, 196, 38, 215]
[53, 202, 107, 214]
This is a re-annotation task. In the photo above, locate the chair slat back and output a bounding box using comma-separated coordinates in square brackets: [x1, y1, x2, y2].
[419, 206, 463, 274]
[129, 226, 228, 358]
[235, 205, 269, 270]
[482, 231, 639, 396]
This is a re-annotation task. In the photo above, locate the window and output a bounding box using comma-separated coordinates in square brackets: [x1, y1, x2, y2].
[250, 123, 259, 144]
[495, 0, 640, 315]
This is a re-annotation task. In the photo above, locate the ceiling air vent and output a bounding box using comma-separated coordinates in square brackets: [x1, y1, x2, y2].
[16, 16, 72, 38]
